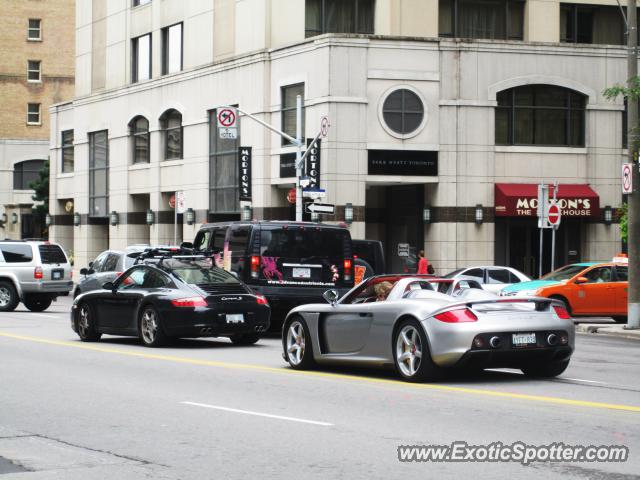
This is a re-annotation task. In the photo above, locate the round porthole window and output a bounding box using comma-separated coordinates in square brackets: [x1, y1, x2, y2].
[381, 88, 425, 137]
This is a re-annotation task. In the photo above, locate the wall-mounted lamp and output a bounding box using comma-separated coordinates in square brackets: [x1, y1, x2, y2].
[475, 204, 484, 225]
[1, 213, 7, 224]
[73, 212, 81, 226]
[146, 209, 154, 226]
[241, 205, 252, 221]
[423, 207, 431, 224]
[345, 203, 353, 225]
[110, 211, 119, 226]
[12, 213, 19, 225]
[185, 207, 195, 225]
[604, 205, 613, 226]
[45, 213, 52, 227]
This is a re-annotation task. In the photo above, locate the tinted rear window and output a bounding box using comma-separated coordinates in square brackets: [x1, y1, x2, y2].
[38, 244, 67, 264]
[166, 259, 240, 285]
[259, 228, 348, 260]
[0, 244, 33, 263]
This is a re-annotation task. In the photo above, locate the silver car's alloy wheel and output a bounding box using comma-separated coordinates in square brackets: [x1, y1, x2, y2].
[78, 304, 91, 337]
[286, 320, 306, 366]
[141, 309, 158, 344]
[0, 287, 10, 307]
[396, 325, 423, 377]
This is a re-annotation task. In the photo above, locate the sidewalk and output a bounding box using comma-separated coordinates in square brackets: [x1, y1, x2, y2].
[575, 322, 640, 341]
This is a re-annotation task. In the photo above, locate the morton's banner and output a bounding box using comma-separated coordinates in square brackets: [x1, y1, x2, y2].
[238, 147, 252, 201]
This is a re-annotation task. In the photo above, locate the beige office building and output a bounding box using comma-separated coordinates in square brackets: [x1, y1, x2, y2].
[1, 0, 75, 239]
[50, 0, 628, 274]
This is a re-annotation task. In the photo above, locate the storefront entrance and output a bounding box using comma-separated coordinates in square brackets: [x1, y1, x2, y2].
[365, 185, 424, 273]
[495, 217, 583, 277]
[494, 183, 599, 278]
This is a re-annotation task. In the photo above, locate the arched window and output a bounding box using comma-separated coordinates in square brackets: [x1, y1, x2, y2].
[495, 85, 586, 147]
[13, 159, 45, 190]
[160, 109, 183, 160]
[129, 116, 150, 164]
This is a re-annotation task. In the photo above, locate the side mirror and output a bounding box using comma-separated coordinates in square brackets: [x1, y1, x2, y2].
[88, 261, 93, 268]
[575, 276, 589, 284]
[87, 268, 95, 275]
[102, 281, 115, 291]
[180, 241, 194, 249]
[322, 289, 339, 306]
[80, 268, 88, 275]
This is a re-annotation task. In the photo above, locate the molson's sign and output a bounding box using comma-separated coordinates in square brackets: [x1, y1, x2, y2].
[495, 184, 600, 218]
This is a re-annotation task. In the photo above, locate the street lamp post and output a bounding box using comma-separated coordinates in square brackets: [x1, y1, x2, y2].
[627, 0, 639, 329]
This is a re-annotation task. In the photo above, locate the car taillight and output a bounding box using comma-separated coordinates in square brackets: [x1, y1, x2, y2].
[115, 272, 123, 278]
[434, 308, 478, 323]
[553, 305, 572, 319]
[256, 295, 268, 305]
[251, 255, 260, 279]
[171, 296, 207, 307]
[34, 266, 43, 279]
[344, 258, 352, 281]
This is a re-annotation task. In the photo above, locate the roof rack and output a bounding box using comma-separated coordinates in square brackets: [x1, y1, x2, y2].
[129, 246, 220, 269]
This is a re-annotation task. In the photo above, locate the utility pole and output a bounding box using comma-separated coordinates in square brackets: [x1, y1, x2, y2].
[627, 0, 639, 329]
[295, 95, 303, 222]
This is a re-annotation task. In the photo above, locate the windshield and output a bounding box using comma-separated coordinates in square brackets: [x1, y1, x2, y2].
[443, 269, 464, 279]
[166, 259, 240, 285]
[540, 264, 586, 281]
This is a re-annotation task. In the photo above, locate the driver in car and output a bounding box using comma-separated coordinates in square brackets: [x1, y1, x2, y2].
[374, 281, 393, 301]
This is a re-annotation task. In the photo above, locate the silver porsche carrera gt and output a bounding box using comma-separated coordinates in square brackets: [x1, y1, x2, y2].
[281, 275, 575, 382]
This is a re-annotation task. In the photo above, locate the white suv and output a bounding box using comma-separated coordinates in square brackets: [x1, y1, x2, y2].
[0, 240, 73, 312]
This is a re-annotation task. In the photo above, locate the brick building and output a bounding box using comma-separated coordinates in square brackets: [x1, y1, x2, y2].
[0, 0, 75, 239]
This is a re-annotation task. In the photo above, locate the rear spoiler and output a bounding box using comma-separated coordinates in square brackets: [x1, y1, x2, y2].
[431, 296, 564, 317]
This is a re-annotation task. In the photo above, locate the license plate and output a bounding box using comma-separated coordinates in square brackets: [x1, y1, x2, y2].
[292, 267, 311, 279]
[52, 270, 62, 280]
[512, 332, 536, 347]
[226, 313, 244, 324]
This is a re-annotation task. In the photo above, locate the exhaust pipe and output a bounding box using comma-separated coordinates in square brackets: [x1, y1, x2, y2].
[547, 333, 558, 346]
[489, 336, 502, 349]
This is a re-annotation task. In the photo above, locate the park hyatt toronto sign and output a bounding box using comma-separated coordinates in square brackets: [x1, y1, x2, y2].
[367, 150, 438, 176]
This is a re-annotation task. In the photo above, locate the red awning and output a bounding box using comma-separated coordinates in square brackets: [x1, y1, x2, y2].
[495, 183, 600, 218]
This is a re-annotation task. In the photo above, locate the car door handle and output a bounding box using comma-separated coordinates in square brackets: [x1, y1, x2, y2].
[359, 312, 372, 317]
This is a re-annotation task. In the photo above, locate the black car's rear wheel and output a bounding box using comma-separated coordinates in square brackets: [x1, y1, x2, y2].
[229, 334, 260, 345]
[24, 296, 52, 312]
[283, 317, 315, 369]
[139, 305, 167, 347]
[0, 281, 19, 312]
[76, 302, 101, 342]
[521, 359, 570, 378]
[393, 319, 441, 382]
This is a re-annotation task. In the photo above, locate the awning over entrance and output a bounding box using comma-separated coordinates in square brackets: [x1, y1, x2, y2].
[495, 183, 600, 217]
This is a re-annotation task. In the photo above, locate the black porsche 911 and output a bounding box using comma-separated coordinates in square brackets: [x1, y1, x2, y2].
[70, 249, 270, 347]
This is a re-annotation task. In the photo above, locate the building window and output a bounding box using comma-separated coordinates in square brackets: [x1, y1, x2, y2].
[305, 0, 375, 38]
[439, 0, 524, 40]
[89, 130, 109, 217]
[281, 83, 305, 146]
[13, 160, 45, 190]
[129, 116, 150, 164]
[27, 60, 41, 82]
[209, 109, 240, 214]
[162, 23, 183, 75]
[495, 85, 586, 147]
[132, 33, 151, 83]
[27, 103, 41, 124]
[28, 19, 41, 40]
[160, 109, 182, 160]
[61, 129, 74, 173]
[382, 88, 425, 135]
[133, 0, 151, 6]
[561, 3, 624, 45]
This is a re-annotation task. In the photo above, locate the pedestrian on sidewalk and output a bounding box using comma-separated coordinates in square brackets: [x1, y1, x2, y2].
[417, 250, 429, 275]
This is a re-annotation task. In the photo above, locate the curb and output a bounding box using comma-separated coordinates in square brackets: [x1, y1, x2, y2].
[575, 323, 640, 341]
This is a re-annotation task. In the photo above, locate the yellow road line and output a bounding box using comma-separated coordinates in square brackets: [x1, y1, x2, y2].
[1, 331, 639, 414]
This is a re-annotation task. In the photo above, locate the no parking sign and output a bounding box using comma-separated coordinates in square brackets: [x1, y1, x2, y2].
[622, 163, 633, 194]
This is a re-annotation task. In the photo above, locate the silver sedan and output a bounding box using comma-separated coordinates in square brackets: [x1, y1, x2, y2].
[281, 275, 575, 382]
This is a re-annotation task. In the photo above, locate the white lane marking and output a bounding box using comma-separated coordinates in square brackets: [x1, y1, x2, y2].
[181, 401, 334, 427]
[5, 313, 61, 319]
[489, 369, 608, 385]
[561, 378, 607, 385]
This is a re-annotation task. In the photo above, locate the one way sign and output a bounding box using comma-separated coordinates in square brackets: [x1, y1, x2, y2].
[305, 203, 335, 215]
